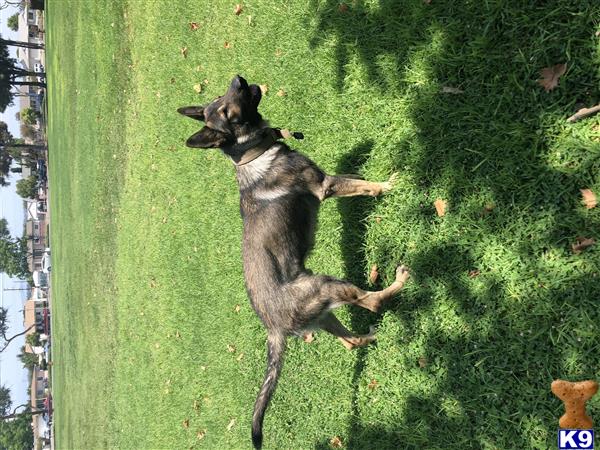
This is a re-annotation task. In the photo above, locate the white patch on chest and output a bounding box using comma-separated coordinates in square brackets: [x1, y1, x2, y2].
[236, 144, 282, 187]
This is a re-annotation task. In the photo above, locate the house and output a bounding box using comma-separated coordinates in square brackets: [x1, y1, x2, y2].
[23, 298, 49, 336]
[30, 366, 50, 447]
[15, 2, 45, 116]
[26, 199, 48, 271]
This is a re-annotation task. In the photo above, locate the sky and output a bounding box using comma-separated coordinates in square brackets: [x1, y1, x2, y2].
[0, 4, 32, 410]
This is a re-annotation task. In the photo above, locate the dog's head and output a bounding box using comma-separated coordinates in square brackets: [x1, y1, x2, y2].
[178, 75, 263, 148]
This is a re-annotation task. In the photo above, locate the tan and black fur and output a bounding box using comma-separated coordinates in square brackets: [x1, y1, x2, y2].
[179, 75, 410, 449]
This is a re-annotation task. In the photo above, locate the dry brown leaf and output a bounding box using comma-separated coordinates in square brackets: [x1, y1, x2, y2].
[182, 419, 190, 429]
[581, 189, 597, 209]
[259, 84, 268, 95]
[227, 344, 236, 353]
[197, 430, 206, 440]
[181, 47, 188, 58]
[572, 237, 596, 254]
[226, 418, 236, 431]
[369, 264, 379, 284]
[193, 84, 202, 93]
[418, 356, 427, 368]
[276, 89, 286, 97]
[367, 379, 378, 390]
[189, 22, 200, 30]
[234, 304, 241, 313]
[193, 399, 200, 411]
[423, 0, 432, 4]
[236, 352, 244, 361]
[224, 41, 231, 49]
[338, 3, 349, 13]
[375, 216, 382, 223]
[234, 4, 243, 15]
[468, 269, 480, 278]
[441, 86, 464, 94]
[303, 332, 314, 343]
[330, 436, 343, 448]
[538, 63, 567, 92]
[434, 199, 447, 217]
[275, 49, 283, 57]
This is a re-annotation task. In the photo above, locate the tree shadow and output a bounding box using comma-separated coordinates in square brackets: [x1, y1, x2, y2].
[310, 0, 600, 448]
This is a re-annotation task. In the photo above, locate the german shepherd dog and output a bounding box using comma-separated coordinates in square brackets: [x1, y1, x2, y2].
[178, 75, 410, 449]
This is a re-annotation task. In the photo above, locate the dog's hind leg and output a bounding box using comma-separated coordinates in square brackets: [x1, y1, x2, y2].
[315, 173, 398, 200]
[319, 312, 376, 350]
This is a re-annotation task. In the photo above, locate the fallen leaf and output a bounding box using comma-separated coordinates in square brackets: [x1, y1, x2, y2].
[234, 304, 241, 313]
[193, 84, 202, 93]
[423, 0, 431, 3]
[275, 49, 283, 57]
[572, 237, 595, 254]
[189, 22, 200, 30]
[259, 84, 268, 95]
[276, 89, 286, 97]
[224, 41, 231, 49]
[338, 3, 349, 13]
[581, 189, 597, 209]
[418, 357, 427, 368]
[375, 216, 382, 223]
[369, 264, 379, 284]
[227, 419, 236, 431]
[367, 379, 378, 390]
[538, 63, 567, 92]
[227, 344, 236, 353]
[197, 430, 206, 440]
[234, 4, 243, 15]
[441, 86, 463, 94]
[330, 436, 343, 448]
[236, 352, 244, 361]
[434, 199, 447, 217]
[193, 399, 200, 411]
[484, 203, 495, 213]
[181, 47, 188, 58]
[468, 269, 480, 278]
[182, 419, 190, 429]
[303, 332, 314, 343]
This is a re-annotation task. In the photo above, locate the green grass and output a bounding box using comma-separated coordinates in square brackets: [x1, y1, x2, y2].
[46, 0, 600, 449]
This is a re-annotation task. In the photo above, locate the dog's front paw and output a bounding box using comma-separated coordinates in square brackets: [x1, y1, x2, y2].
[380, 172, 399, 194]
[395, 265, 410, 284]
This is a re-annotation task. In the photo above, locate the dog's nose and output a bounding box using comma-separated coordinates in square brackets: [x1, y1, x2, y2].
[231, 75, 249, 90]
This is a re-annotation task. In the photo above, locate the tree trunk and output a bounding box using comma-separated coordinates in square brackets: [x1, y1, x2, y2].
[0, 39, 44, 50]
[0, 324, 35, 352]
[10, 81, 46, 88]
[1, 407, 47, 421]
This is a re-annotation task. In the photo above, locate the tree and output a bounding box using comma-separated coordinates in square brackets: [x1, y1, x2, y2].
[0, 39, 45, 112]
[0, 308, 34, 353]
[6, 13, 18, 32]
[19, 122, 35, 140]
[16, 175, 37, 198]
[20, 107, 38, 125]
[0, 219, 30, 279]
[0, 409, 34, 450]
[25, 331, 40, 347]
[0, 386, 10, 416]
[17, 345, 37, 370]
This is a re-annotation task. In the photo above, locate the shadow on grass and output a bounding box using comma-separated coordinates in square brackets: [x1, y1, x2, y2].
[311, 0, 600, 448]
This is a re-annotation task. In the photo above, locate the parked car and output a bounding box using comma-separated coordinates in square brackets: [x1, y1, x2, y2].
[41, 248, 51, 273]
[37, 159, 47, 182]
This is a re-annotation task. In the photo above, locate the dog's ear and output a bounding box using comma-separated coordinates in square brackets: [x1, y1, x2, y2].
[177, 106, 205, 121]
[186, 126, 229, 148]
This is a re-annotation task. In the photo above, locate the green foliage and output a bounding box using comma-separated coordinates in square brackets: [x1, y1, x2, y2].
[7, 14, 19, 32]
[0, 410, 34, 449]
[0, 386, 11, 416]
[17, 346, 38, 370]
[25, 332, 41, 347]
[0, 219, 30, 279]
[21, 108, 39, 126]
[47, 0, 600, 449]
[15, 175, 37, 199]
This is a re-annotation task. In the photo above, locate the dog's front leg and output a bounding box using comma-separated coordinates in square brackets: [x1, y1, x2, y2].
[316, 173, 397, 200]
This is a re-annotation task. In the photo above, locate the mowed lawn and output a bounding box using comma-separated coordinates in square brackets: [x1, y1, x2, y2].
[46, 1, 600, 449]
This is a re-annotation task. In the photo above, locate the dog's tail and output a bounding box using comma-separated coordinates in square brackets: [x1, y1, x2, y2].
[252, 331, 286, 449]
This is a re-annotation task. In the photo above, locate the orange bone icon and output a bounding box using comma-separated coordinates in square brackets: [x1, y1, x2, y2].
[551, 379, 598, 429]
